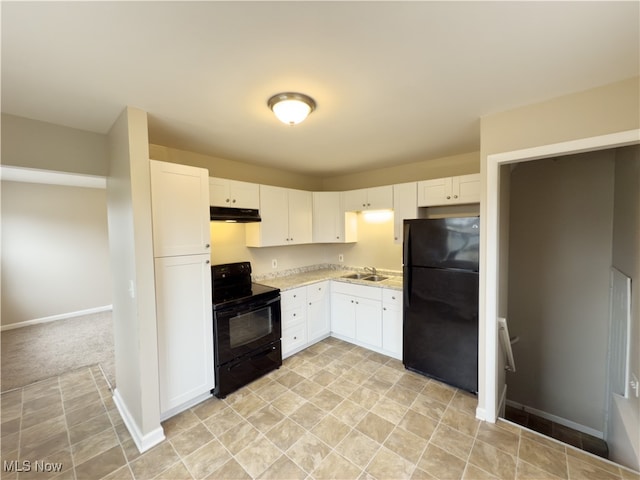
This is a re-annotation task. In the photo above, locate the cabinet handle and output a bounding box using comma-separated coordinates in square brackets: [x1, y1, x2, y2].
[205, 244, 210, 248]
[232, 199, 237, 203]
[293, 336, 297, 340]
[446, 196, 451, 199]
[206, 260, 210, 264]
[356, 301, 359, 305]
[392, 296, 396, 300]
[293, 313, 296, 317]
[225, 198, 230, 203]
[367, 203, 371, 207]
[383, 307, 387, 311]
[453, 195, 458, 199]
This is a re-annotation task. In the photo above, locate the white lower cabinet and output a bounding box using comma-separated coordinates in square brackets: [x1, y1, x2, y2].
[283, 280, 403, 360]
[281, 281, 331, 358]
[307, 281, 330, 342]
[382, 288, 403, 360]
[155, 254, 214, 418]
[330, 282, 383, 350]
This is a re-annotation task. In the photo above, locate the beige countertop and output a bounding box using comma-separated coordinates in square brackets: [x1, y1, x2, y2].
[253, 265, 403, 292]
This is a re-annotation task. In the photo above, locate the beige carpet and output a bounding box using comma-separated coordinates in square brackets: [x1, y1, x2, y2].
[1, 311, 115, 392]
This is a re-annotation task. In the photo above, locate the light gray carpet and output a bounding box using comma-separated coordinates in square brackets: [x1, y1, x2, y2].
[1, 311, 115, 392]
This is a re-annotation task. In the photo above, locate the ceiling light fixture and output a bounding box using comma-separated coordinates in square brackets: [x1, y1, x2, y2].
[268, 92, 316, 125]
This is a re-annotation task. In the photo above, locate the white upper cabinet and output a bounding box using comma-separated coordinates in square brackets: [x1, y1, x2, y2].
[246, 185, 312, 247]
[344, 185, 393, 211]
[417, 173, 480, 207]
[150, 160, 211, 257]
[392, 182, 418, 244]
[312, 191, 357, 243]
[209, 177, 259, 209]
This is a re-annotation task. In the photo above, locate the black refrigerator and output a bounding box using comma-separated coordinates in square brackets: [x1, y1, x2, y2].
[403, 217, 480, 393]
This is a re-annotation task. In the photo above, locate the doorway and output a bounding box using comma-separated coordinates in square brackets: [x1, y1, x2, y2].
[502, 151, 615, 459]
[480, 129, 640, 468]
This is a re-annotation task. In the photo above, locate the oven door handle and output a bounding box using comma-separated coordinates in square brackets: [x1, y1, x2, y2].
[232, 295, 280, 316]
[227, 344, 277, 371]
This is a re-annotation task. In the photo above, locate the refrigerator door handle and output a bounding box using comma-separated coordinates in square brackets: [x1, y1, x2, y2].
[403, 222, 411, 307]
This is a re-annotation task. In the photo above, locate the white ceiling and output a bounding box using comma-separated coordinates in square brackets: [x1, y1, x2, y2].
[2, 1, 638, 177]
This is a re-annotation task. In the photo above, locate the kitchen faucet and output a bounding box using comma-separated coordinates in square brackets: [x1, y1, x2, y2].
[365, 266, 377, 276]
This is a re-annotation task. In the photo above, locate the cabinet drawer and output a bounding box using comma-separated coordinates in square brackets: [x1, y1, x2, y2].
[282, 321, 307, 353]
[281, 288, 306, 309]
[282, 305, 305, 326]
[383, 289, 402, 308]
[307, 281, 328, 303]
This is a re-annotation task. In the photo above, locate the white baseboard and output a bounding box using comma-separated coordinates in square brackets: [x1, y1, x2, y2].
[506, 399, 604, 439]
[1, 305, 113, 331]
[113, 388, 165, 453]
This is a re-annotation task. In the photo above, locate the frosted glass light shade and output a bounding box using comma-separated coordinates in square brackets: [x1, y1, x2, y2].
[268, 92, 316, 125]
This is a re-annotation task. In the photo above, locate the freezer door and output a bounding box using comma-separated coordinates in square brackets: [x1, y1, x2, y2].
[403, 217, 479, 271]
[403, 267, 479, 392]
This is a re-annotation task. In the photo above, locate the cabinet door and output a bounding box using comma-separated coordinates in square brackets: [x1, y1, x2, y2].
[367, 186, 393, 210]
[209, 177, 231, 207]
[150, 160, 211, 257]
[355, 297, 382, 348]
[382, 306, 402, 360]
[343, 189, 368, 211]
[247, 185, 288, 246]
[155, 254, 214, 414]
[288, 188, 312, 245]
[313, 192, 341, 243]
[451, 174, 480, 205]
[417, 177, 450, 207]
[331, 293, 356, 339]
[393, 182, 418, 244]
[307, 282, 330, 342]
[228, 179, 259, 209]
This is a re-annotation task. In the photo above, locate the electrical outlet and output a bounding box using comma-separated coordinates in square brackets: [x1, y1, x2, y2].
[631, 373, 639, 398]
[271, 259, 277, 269]
[338, 254, 344, 263]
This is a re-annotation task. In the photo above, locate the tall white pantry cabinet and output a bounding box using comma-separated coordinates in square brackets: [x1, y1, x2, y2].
[149, 160, 215, 419]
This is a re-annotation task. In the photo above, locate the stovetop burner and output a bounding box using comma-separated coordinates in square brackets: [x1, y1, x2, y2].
[211, 262, 279, 310]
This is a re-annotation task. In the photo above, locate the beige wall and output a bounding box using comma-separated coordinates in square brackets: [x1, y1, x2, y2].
[481, 77, 640, 157]
[1, 113, 109, 175]
[609, 145, 640, 470]
[150, 144, 480, 193]
[506, 151, 615, 432]
[1, 181, 111, 326]
[149, 144, 324, 191]
[320, 151, 480, 191]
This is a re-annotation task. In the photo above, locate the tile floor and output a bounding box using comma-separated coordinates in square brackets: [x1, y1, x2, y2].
[1, 337, 638, 480]
[504, 405, 609, 459]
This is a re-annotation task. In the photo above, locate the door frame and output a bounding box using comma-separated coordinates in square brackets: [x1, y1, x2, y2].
[478, 129, 640, 423]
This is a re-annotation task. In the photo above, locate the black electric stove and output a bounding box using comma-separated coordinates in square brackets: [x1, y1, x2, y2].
[210, 262, 282, 398]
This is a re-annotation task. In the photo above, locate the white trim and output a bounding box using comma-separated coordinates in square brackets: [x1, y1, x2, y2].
[490, 130, 639, 165]
[506, 399, 604, 439]
[0, 305, 113, 331]
[482, 128, 640, 424]
[113, 388, 165, 453]
[0, 165, 106, 189]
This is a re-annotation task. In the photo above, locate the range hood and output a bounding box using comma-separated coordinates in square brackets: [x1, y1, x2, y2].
[210, 206, 261, 223]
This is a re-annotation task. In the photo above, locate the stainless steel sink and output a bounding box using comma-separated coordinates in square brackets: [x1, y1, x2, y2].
[362, 275, 388, 282]
[342, 273, 368, 279]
